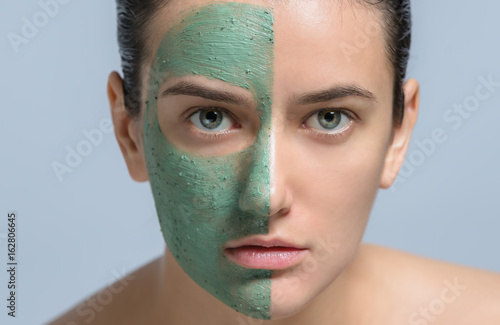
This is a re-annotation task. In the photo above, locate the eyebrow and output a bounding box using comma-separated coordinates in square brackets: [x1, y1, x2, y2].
[294, 85, 376, 105]
[160, 81, 248, 106]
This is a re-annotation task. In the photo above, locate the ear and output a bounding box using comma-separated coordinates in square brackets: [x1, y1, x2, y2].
[107, 71, 149, 182]
[379, 78, 420, 189]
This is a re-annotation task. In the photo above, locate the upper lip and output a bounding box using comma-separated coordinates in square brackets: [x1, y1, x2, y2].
[224, 236, 306, 250]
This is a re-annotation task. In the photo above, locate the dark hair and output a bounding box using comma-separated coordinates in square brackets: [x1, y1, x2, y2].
[116, 0, 411, 125]
[116, 0, 169, 119]
[366, 0, 412, 125]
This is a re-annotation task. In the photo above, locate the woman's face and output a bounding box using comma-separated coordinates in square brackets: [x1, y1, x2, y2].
[137, 0, 396, 320]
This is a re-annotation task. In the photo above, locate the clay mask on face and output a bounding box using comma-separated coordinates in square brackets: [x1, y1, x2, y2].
[143, 3, 275, 319]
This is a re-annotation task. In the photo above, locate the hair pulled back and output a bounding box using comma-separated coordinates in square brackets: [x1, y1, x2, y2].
[116, 0, 411, 124]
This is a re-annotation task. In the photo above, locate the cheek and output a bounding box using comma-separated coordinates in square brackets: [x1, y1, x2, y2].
[144, 120, 275, 319]
[293, 140, 386, 224]
[293, 145, 383, 271]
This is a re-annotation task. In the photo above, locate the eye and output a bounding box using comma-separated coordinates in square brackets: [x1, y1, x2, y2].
[305, 109, 351, 133]
[189, 108, 233, 132]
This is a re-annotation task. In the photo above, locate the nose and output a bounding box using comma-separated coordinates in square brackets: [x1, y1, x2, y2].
[238, 139, 271, 217]
[238, 129, 293, 219]
[268, 130, 293, 219]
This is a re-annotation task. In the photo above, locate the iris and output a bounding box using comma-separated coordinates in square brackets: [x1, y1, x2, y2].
[200, 109, 223, 129]
[318, 110, 341, 129]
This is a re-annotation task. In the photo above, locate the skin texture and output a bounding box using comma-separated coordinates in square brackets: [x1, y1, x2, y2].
[50, 0, 500, 324]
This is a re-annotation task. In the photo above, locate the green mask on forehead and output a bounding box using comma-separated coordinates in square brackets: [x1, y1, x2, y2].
[143, 2, 274, 319]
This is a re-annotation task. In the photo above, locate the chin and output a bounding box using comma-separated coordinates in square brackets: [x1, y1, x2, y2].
[269, 295, 309, 320]
[267, 246, 354, 320]
[268, 269, 329, 320]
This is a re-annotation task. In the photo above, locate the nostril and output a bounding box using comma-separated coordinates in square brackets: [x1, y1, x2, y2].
[269, 187, 293, 218]
[270, 206, 291, 219]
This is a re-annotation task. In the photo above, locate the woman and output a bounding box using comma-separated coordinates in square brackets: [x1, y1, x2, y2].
[53, 0, 500, 324]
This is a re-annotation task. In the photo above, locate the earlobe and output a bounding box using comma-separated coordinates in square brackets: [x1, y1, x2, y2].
[107, 71, 149, 182]
[379, 79, 420, 189]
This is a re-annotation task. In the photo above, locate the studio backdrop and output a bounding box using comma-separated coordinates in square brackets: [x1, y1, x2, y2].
[1, 0, 499, 324]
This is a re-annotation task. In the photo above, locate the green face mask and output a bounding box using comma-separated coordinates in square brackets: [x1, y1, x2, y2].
[143, 2, 274, 319]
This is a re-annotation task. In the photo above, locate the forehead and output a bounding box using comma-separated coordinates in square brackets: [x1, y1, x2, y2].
[147, 0, 392, 100]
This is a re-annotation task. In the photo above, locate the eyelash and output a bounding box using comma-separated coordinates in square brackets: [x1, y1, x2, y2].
[301, 108, 358, 141]
[185, 107, 240, 140]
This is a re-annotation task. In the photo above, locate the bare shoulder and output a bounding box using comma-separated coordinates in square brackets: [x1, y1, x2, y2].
[355, 243, 500, 325]
[48, 257, 163, 325]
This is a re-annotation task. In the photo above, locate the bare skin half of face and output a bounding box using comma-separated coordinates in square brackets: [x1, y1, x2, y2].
[265, 1, 396, 320]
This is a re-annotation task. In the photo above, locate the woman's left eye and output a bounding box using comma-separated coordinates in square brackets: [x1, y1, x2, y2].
[305, 109, 351, 133]
[189, 108, 233, 132]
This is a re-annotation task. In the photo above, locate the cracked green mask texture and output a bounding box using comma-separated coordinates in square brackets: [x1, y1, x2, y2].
[143, 3, 274, 319]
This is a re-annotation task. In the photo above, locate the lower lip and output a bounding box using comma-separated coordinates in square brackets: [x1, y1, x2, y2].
[224, 246, 308, 270]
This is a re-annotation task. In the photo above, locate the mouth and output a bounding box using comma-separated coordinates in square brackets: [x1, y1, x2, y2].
[223, 237, 309, 270]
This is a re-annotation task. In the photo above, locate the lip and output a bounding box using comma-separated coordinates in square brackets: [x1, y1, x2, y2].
[223, 236, 308, 270]
[224, 236, 305, 250]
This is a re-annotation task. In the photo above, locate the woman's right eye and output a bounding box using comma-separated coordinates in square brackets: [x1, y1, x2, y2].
[189, 108, 234, 133]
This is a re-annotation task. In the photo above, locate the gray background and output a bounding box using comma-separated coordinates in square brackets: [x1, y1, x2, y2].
[1, 1, 499, 324]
